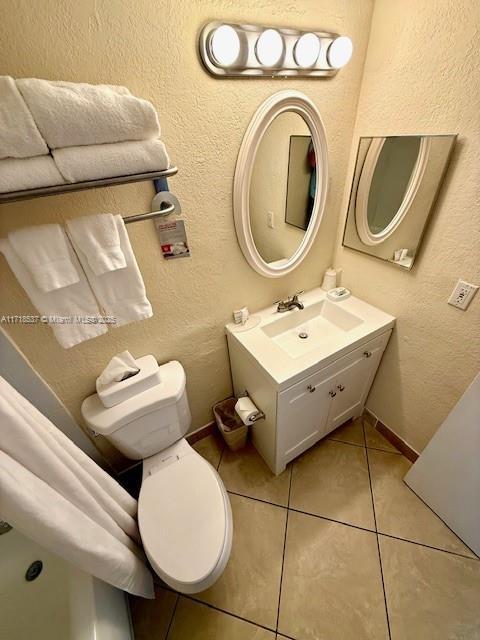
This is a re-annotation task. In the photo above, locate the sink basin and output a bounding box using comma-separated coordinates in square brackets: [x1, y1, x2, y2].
[261, 300, 363, 358]
[226, 287, 396, 390]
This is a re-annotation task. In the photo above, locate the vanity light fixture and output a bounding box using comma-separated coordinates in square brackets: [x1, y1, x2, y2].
[199, 22, 353, 78]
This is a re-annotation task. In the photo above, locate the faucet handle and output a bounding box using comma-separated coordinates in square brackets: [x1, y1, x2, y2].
[291, 290, 304, 301]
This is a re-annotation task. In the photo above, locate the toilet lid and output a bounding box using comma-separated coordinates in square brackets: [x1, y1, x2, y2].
[138, 452, 228, 587]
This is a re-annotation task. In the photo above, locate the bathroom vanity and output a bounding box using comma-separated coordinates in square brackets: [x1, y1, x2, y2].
[226, 287, 395, 474]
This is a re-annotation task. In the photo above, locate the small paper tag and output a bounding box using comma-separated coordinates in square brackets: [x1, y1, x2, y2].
[154, 219, 190, 260]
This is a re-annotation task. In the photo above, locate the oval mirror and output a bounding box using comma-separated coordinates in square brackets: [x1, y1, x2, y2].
[234, 91, 328, 277]
[355, 136, 431, 246]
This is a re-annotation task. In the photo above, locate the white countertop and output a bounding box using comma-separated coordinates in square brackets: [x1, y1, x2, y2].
[226, 287, 396, 390]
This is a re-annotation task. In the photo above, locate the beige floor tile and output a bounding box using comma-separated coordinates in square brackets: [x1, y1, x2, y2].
[290, 439, 375, 530]
[364, 423, 400, 453]
[379, 536, 480, 640]
[129, 585, 178, 640]
[218, 441, 291, 506]
[168, 597, 275, 639]
[195, 493, 286, 629]
[278, 511, 389, 640]
[327, 417, 365, 446]
[368, 450, 476, 557]
[192, 433, 224, 469]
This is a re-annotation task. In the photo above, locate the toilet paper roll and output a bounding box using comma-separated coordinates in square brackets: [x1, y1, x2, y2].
[235, 396, 259, 426]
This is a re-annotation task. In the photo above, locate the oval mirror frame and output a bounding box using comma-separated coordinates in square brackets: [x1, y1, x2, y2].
[355, 136, 431, 246]
[233, 90, 328, 278]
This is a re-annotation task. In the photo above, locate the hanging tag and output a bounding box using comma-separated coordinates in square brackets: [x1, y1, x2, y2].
[154, 218, 190, 259]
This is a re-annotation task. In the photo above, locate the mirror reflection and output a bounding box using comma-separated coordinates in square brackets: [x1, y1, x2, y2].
[249, 112, 315, 265]
[343, 135, 456, 269]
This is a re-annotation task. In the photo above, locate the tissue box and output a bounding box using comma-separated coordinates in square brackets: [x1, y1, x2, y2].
[97, 354, 161, 408]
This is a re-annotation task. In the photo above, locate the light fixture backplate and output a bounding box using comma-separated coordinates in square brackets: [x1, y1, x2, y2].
[199, 21, 342, 78]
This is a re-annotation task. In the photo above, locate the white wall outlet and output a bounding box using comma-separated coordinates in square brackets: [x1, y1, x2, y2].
[267, 211, 275, 229]
[447, 280, 479, 310]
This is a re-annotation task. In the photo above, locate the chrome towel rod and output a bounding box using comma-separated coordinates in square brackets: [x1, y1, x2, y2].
[123, 202, 175, 224]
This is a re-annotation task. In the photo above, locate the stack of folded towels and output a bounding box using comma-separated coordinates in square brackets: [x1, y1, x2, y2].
[0, 76, 170, 193]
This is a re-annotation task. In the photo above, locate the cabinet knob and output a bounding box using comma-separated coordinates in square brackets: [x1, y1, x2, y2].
[363, 350, 372, 358]
[329, 390, 337, 397]
[307, 384, 316, 393]
[337, 384, 345, 392]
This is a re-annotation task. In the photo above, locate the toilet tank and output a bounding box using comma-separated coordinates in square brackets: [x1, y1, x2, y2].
[81, 360, 191, 460]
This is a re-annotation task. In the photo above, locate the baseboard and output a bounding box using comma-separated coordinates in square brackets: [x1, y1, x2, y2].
[186, 421, 216, 445]
[363, 409, 419, 463]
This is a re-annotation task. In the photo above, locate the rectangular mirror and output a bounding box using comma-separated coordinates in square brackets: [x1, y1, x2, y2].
[342, 134, 456, 269]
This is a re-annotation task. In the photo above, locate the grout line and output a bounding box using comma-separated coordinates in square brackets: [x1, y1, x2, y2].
[363, 420, 392, 640]
[164, 592, 180, 640]
[378, 531, 479, 561]
[287, 506, 376, 534]
[216, 444, 225, 471]
[184, 594, 278, 635]
[227, 489, 288, 511]
[275, 464, 293, 635]
[328, 435, 402, 456]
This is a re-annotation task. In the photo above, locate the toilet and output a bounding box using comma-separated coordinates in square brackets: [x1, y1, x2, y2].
[81, 357, 232, 594]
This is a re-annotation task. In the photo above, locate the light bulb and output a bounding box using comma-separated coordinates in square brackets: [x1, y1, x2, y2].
[327, 36, 353, 69]
[294, 33, 321, 67]
[255, 29, 284, 67]
[210, 24, 241, 67]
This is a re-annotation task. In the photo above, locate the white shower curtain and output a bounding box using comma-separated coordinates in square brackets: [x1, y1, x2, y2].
[0, 375, 154, 598]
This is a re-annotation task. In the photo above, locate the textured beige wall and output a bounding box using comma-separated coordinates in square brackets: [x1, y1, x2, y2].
[334, 0, 480, 452]
[0, 0, 374, 464]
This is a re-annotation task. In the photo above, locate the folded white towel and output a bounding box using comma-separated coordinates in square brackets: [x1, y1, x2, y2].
[65, 213, 126, 275]
[96, 351, 140, 387]
[0, 76, 48, 159]
[0, 155, 66, 193]
[53, 139, 170, 183]
[8, 224, 80, 292]
[67, 215, 153, 327]
[17, 78, 160, 149]
[0, 239, 108, 348]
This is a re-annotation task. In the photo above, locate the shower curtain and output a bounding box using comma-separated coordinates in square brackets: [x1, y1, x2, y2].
[0, 375, 153, 598]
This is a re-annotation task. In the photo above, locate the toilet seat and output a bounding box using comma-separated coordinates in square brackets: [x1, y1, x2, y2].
[138, 440, 232, 594]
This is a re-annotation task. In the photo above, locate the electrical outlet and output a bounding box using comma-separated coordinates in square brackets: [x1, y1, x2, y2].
[267, 211, 275, 229]
[447, 280, 479, 310]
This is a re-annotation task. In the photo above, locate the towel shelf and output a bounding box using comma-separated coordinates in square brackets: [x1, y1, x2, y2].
[0, 167, 178, 204]
[123, 202, 175, 224]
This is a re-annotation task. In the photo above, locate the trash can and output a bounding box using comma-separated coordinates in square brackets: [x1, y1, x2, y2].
[213, 397, 248, 451]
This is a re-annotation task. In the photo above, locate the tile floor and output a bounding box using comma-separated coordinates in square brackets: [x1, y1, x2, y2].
[130, 418, 480, 640]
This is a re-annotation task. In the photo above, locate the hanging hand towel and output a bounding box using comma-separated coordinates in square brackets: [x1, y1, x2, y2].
[0, 76, 48, 159]
[0, 238, 108, 348]
[17, 78, 160, 149]
[53, 139, 170, 183]
[0, 376, 154, 598]
[65, 213, 126, 275]
[67, 215, 153, 327]
[8, 224, 80, 292]
[0, 155, 66, 193]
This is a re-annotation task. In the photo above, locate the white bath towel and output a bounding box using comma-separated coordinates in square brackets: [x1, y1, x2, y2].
[67, 215, 153, 327]
[0, 76, 48, 159]
[0, 238, 108, 348]
[0, 155, 66, 193]
[0, 376, 154, 598]
[8, 224, 80, 292]
[65, 213, 126, 275]
[53, 138, 170, 183]
[17, 78, 160, 149]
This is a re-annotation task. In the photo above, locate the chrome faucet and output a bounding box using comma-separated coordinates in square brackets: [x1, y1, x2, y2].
[274, 291, 305, 313]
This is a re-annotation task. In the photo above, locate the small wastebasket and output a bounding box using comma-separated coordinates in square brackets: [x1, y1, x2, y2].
[213, 397, 248, 451]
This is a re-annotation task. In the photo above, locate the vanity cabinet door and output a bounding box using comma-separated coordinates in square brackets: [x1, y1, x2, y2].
[326, 337, 387, 433]
[277, 370, 336, 466]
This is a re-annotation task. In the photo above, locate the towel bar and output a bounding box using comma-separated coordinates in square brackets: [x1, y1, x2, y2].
[123, 202, 175, 224]
[0, 167, 178, 204]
